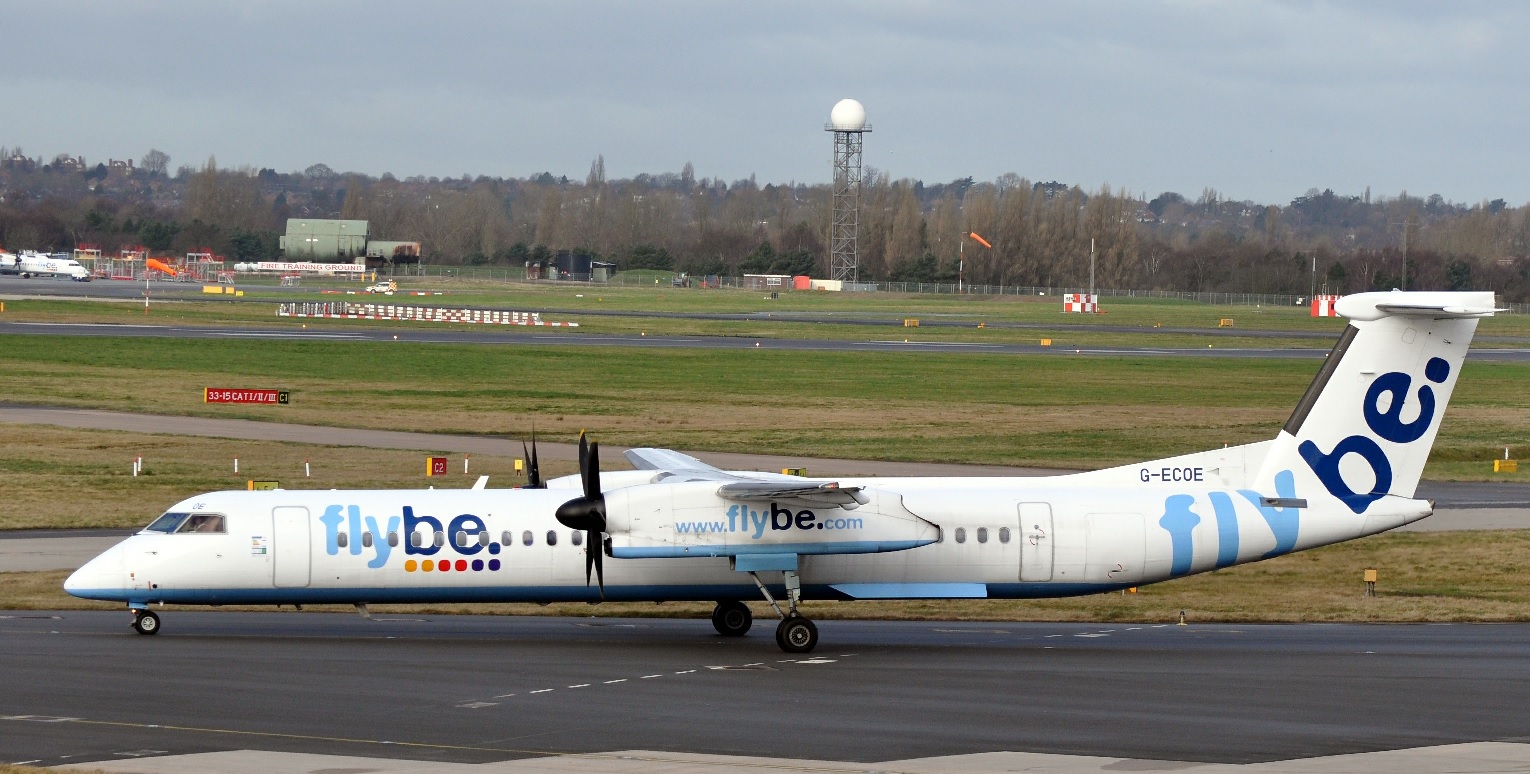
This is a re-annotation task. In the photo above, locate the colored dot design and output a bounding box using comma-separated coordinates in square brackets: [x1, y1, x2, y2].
[403, 554, 504, 572]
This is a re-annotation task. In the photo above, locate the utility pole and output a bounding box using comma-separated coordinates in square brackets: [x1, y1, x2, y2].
[1089, 237, 1096, 308]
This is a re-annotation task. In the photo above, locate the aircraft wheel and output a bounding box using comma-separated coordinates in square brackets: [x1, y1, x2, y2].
[711, 601, 752, 637]
[132, 610, 160, 635]
[775, 615, 817, 653]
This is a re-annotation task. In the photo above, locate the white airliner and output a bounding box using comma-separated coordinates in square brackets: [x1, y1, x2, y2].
[66, 291, 1497, 652]
[0, 250, 91, 281]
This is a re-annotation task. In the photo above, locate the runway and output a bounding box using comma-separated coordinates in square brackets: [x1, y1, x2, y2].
[5, 612, 1530, 772]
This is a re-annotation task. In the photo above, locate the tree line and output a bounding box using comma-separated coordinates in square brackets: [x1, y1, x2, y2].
[1, 146, 1527, 300]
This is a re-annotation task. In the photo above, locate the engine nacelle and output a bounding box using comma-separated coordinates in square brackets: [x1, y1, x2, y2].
[604, 481, 939, 559]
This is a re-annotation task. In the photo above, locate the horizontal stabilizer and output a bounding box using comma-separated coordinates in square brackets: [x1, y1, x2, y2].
[1336, 291, 1500, 321]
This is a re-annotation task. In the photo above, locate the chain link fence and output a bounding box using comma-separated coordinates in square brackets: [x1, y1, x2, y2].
[403, 264, 1527, 314]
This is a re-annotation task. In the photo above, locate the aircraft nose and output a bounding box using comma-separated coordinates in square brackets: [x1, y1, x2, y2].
[64, 544, 127, 599]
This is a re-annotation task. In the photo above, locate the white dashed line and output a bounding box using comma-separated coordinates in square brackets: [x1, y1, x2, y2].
[530, 689, 554, 694]
[641, 674, 662, 679]
[675, 669, 696, 674]
[603, 679, 627, 684]
[568, 684, 590, 689]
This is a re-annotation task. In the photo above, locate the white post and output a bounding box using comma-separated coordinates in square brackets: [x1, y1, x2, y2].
[233, 457, 239, 473]
[958, 239, 964, 294]
[304, 459, 311, 477]
[464, 455, 470, 474]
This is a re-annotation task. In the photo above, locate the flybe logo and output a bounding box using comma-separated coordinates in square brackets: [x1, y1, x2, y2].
[675, 503, 864, 538]
[319, 505, 502, 573]
[1299, 357, 1449, 514]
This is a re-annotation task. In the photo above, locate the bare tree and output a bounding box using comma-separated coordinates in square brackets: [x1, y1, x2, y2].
[140, 149, 170, 177]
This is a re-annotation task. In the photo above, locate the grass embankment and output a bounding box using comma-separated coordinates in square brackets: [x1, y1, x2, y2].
[13, 530, 1530, 622]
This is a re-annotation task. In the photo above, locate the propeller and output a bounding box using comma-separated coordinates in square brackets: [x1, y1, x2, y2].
[521, 427, 543, 489]
[555, 432, 606, 595]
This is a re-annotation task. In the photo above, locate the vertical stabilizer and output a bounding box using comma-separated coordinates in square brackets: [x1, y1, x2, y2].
[1254, 291, 1496, 514]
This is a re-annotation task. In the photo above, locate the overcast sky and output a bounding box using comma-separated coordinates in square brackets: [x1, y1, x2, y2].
[4, 1, 1527, 205]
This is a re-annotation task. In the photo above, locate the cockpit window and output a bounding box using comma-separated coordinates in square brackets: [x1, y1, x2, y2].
[176, 513, 226, 534]
[144, 512, 191, 533]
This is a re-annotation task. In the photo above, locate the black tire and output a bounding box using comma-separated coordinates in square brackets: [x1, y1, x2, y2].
[132, 610, 160, 635]
[775, 615, 817, 653]
[711, 601, 753, 637]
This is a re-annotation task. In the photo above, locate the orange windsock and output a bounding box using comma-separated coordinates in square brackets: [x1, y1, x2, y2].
[967, 232, 992, 249]
[146, 258, 178, 276]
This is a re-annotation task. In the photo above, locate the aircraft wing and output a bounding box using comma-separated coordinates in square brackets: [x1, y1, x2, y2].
[624, 447, 720, 474]
[624, 447, 867, 507]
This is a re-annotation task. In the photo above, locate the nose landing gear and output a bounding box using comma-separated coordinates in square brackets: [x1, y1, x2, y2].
[131, 608, 160, 635]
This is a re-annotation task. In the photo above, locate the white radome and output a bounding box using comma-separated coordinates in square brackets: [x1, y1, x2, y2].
[829, 99, 867, 131]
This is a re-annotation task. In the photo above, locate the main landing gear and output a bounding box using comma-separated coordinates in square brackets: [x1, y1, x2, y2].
[711, 600, 753, 637]
[131, 608, 160, 635]
[747, 569, 819, 654]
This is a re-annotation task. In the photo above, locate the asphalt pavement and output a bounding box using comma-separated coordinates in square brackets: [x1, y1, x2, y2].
[5, 612, 1530, 771]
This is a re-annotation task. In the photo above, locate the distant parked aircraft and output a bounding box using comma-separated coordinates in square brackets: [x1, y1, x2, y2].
[0, 250, 90, 281]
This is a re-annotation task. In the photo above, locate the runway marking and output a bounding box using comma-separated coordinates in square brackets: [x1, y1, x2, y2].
[530, 689, 554, 694]
[1073, 633, 1110, 638]
[569, 684, 590, 688]
[2, 715, 80, 722]
[675, 669, 696, 674]
[603, 679, 626, 684]
[455, 701, 497, 709]
[641, 674, 662, 679]
[796, 658, 838, 664]
[492, 693, 517, 698]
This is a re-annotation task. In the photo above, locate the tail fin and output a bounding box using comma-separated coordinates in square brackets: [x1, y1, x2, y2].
[1254, 291, 1497, 514]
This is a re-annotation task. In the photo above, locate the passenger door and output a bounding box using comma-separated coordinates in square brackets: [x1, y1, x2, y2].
[1019, 503, 1054, 582]
[271, 506, 311, 588]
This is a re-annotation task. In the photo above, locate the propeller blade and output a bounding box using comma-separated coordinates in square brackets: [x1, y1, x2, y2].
[586, 439, 601, 498]
[528, 427, 543, 488]
[590, 531, 605, 597]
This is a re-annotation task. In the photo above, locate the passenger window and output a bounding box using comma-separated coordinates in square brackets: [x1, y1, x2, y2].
[501, 530, 512, 546]
[478, 531, 490, 547]
[433, 532, 445, 548]
[176, 513, 225, 534]
[455, 530, 467, 548]
[361, 531, 373, 548]
[954, 527, 967, 544]
[337, 532, 348, 548]
[977, 527, 989, 544]
[522, 530, 534, 546]
[999, 527, 1011, 544]
[571, 531, 583, 546]
[410, 532, 423, 548]
[546, 530, 558, 546]
[145, 512, 191, 533]
[388, 532, 399, 547]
